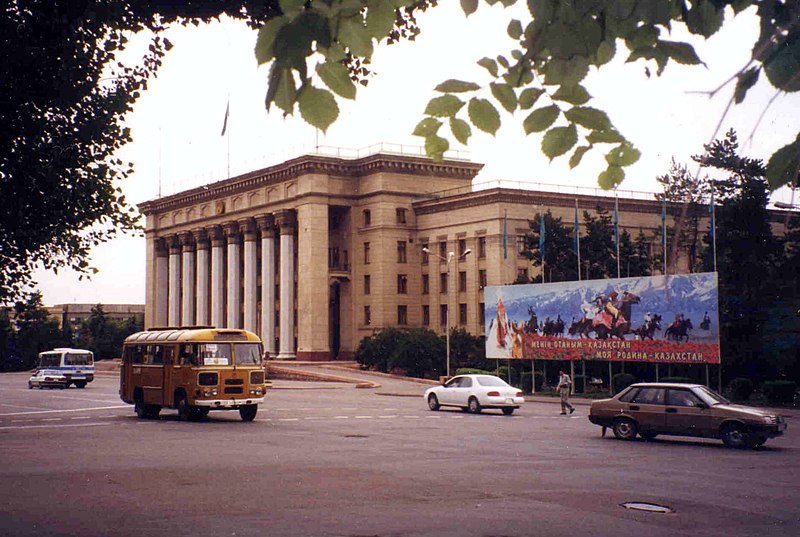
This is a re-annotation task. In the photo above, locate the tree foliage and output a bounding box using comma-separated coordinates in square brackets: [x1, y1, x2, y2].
[254, 0, 800, 191]
[2, 292, 67, 371]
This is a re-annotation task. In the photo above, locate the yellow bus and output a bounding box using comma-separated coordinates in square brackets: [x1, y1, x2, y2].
[120, 327, 268, 421]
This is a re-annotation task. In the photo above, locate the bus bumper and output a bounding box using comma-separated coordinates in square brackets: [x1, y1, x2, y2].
[194, 397, 265, 408]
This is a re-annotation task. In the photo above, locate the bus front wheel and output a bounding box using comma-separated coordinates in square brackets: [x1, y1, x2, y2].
[239, 404, 257, 422]
[176, 394, 201, 422]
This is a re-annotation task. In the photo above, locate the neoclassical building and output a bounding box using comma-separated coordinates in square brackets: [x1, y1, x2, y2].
[139, 149, 792, 361]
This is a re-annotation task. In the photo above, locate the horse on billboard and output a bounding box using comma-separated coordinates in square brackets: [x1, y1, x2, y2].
[632, 314, 662, 340]
[569, 290, 640, 340]
[665, 317, 693, 342]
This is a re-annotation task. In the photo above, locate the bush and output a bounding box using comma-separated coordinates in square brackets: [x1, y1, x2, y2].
[574, 375, 587, 394]
[728, 377, 754, 401]
[612, 373, 636, 393]
[497, 365, 520, 386]
[456, 368, 493, 376]
[761, 380, 797, 405]
[660, 376, 694, 384]
[520, 371, 544, 393]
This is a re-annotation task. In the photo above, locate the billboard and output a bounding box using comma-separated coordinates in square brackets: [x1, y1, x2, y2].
[484, 273, 720, 364]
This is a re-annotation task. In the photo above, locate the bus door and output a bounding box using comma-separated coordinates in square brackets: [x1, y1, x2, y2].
[141, 345, 164, 405]
[159, 345, 176, 406]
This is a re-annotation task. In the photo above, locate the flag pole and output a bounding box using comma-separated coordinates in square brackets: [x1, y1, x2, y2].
[574, 199, 581, 281]
[539, 213, 546, 283]
[662, 197, 667, 275]
[614, 192, 621, 279]
[710, 192, 717, 272]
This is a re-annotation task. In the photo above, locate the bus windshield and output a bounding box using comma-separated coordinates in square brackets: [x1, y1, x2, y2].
[235, 343, 263, 365]
[197, 343, 231, 366]
[65, 353, 93, 366]
[39, 354, 61, 368]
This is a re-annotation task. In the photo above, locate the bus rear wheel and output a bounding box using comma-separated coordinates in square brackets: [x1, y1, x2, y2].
[239, 404, 258, 422]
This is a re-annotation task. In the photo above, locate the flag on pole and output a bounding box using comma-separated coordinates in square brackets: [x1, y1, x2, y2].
[614, 194, 621, 278]
[661, 198, 667, 274]
[709, 192, 717, 272]
[574, 200, 581, 280]
[220, 100, 230, 136]
[502, 210, 508, 259]
[539, 214, 546, 260]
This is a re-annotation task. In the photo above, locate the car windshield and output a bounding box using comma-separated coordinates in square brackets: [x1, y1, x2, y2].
[65, 353, 93, 366]
[234, 343, 262, 365]
[476, 376, 510, 387]
[693, 385, 730, 405]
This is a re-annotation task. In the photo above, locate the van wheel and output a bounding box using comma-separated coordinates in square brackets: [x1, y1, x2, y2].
[28, 382, 33, 389]
[239, 404, 257, 422]
[721, 423, 747, 449]
[74, 381, 87, 389]
[612, 418, 638, 440]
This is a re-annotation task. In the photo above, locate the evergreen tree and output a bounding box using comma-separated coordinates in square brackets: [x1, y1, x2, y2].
[12, 292, 66, 370]
[521, 210, 577, 283]
[581, 206, 617, 280]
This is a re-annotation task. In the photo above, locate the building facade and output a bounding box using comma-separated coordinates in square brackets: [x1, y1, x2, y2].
[140, 150, 790, 361]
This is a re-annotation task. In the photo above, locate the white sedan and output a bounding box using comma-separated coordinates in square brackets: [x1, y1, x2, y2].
[424, 374, 524, 415]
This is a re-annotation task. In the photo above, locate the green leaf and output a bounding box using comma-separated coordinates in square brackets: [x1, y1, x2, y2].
[424, 95, 465, 117]
[523, 105, 560, 134]
[552, 84, 591, 105]
[412, 117, 442, 138]
[733, 67, 760, 104]
[298, 85, 339, 132]
[316, 60, 356, 99]
[564, 106, 611, 131]
[543, 56, 590, 86]
[477, 57, 499, 77]
[764, 30, 800, 92]
[279, 0, 306, 15]
[468, 98, 501, 135]
[434, 79, 481, 93]
[586, 129, 625, 144]
[569, 145, 592, 169]
[686, 0, 724, 38]
[255, 17, 287, 65]
[460, 0, 479, 16]
[425, 135, 450, 162]
[338, 14, 374, 58]
[518, 87, 545, 109]
[657, 40, 705, 66]
[595, 40, 616, 66]
[541, 124, 578, 160]
[450, 117, 472, 145]
[490, 82, 517, 112]
[265, 64, 297, 115]
[605, 143, 641, 167]
[365, 1, 397, 38]
[625, 25, 659, 50]
[508, 19, 523, 40]
[598, 165, 625, 189]
[766, 135, 800, 190]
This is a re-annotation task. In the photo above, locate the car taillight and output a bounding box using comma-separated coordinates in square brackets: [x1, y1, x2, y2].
[487, 391, 500, 397]
[516, 391, 523, 397]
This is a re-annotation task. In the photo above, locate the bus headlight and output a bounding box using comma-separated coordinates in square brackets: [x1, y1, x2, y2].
[202, 388, 218, 397]
[249, 387, 262, 396]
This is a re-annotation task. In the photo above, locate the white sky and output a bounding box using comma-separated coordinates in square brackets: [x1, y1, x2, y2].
[32, 2, 800, 306]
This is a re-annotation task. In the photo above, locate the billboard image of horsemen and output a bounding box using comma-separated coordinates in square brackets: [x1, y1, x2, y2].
[485, 273, 720, 364]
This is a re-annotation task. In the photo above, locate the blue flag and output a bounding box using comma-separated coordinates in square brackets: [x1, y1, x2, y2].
[572, 203, 579, 255]
[613, 196, 620, 248]
[502, 211, 508, 259]
[539, 214, 545, 261]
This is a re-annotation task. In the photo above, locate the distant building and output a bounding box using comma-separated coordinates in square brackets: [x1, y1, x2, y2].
[46, 304, 145, 332]
[138, 148, 793, 361]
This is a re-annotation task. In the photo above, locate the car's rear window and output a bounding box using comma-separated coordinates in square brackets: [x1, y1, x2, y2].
[476, 376, 509, 387]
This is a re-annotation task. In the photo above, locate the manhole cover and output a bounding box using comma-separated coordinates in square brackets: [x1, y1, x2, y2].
[621, 502, 674, 514]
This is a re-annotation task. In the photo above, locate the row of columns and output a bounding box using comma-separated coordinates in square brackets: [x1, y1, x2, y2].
[154, 210, 297, 359]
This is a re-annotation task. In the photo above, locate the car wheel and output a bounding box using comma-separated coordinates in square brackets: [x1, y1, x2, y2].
[239, 404, 257, 422]
[720, 423, 747, 449]
[640, 431, 658, 441]
[745, 434, 767, 449]
[468, 397, 481, 414]
[502, 407, 514, 415]
[28, 382, 33, 389]
[427, 394, 440, 411]
[612, 418, 638, 440]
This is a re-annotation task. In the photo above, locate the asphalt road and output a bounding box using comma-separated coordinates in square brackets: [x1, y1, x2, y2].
[1, 371, 798, 537]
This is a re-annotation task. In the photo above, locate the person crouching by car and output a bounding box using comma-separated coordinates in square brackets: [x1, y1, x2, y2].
[557, 370, 575, 415]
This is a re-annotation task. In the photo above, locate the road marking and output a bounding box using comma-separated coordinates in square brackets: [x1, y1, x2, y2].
[354, 416, 373, 419]
[41, 418, 62, 422]
[333, 416, 349, 419]
[278, 418, 299, 422]
[0, 405, 129, 417]
[378, 415, 398, 419]
[0, 422, 113, 431]
[70, 416, 92, 420]
[425, 415, 442, 419]
[0, 402, 55, 411]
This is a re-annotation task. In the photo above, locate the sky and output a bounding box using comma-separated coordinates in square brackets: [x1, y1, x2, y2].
[31, 2, 800, 306]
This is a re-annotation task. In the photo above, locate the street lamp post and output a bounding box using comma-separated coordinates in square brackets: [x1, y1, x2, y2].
[422, 246, 472, 378]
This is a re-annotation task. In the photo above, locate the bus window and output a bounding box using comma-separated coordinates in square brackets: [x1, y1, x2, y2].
[65, 352, 93, 366]
[234, 343, 263, 365]
[198, 343, 230, 366]
[179, 344, 197, 366]
[39, 353, 61, 368]
[152, 345, 164, 365]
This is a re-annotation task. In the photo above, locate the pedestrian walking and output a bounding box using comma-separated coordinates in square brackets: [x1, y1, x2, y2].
[556, 370, 575, 415]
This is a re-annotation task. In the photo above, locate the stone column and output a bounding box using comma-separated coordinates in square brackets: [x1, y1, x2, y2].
[224, 221, 241, 329]
[275, 209, 296, 360]
[179, 231, 196, 327]
[167, 235, 181, 327]
[241, 218, 258, 334]
[194, 228, 210, 326]
[256, 214, 277, 356]
[297, 202, 330, 361]
[209, 225, 225, 328]
[154, 238, 169, 327]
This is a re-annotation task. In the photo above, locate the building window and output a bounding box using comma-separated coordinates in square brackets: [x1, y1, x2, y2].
[479, 269, 488, 289]
[440, 272, 448, 294]
[438, 241, 447, 260]
[421, 243, 429, 264]
[422, 305, 430, 326]
[397, 305, 408, 325]
[364, 242, 370, 264]
[439, 304, 448, 327]
[364, 305, 371, 325]
[479, 303, 485, 327]
[478, 236, 486, 258]
[364, 275, 371, 295]
[397, 241, 407, 263]
[397, 274, 408, 294]
[516, 235, 526, 256]
[517, 267, 529, 281]
[422, 274, 429, 295]
[396, 208, 407, 224]
[458, 271, 467, 292]
[458, 238, 467, 256]
[363, 209, 371, 226]
[459, 303, 467, 325]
